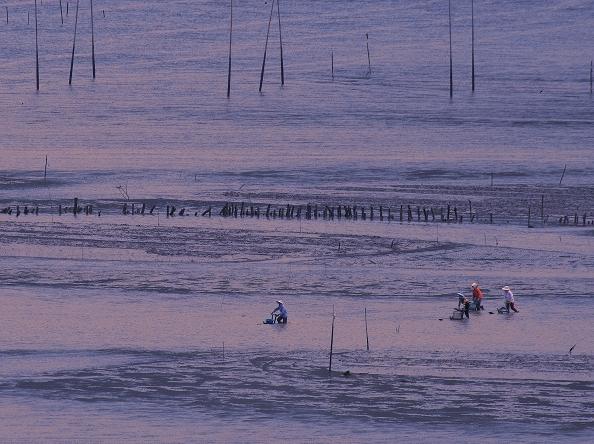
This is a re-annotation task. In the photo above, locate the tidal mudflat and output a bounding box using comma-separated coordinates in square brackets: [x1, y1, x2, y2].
[1, 0, 593, 441]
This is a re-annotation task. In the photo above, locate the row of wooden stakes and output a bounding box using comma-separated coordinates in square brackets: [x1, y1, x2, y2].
[219, 201, 482, 223]
[2, 199, 594, 227]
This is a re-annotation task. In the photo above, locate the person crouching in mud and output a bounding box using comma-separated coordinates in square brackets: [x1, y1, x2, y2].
[502, 286, 519, 313]
[457, 293, 470, 319]
[271, 300, 288, 324]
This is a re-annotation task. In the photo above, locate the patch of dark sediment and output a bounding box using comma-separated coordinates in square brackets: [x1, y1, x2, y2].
[0, 221, 445, 261]
[1, 220, 594, 296]
[2, 218, 591, 269]
[1, 349, 592, 428]
[0, 176, 64, 190]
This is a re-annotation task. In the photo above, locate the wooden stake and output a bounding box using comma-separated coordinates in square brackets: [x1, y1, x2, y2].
[44, 155, 48, 181]
[471, 0, 475, 91]
[448, 0, 453, 97]
[35, 0, 39, 91]
[91, 0, 96, 79]
[227, 0, 232, 97]
[69, 0, 79, 85]
[60, 0, 64, 25]
[590, 60, 592, 94]
[331, 50, 334, 79]
[328, 306, 335, 373]
[365, 33, 371, 76]
[364, 307, 369, 351]
[277, 0, 284, 85]
[559, 164, 567, 185]
[541, 194, 544, 223]
[259, 0, 275, 93]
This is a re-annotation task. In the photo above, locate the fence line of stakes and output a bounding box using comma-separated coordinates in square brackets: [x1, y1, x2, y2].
[3, 195, 593, 228]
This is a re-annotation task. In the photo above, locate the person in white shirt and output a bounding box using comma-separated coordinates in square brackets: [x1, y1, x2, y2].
[502, 286, 519, 313]
[271, 300, 288, 324]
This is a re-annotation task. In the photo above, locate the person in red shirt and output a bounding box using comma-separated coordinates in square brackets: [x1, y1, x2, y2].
[471, 282, 485, 310]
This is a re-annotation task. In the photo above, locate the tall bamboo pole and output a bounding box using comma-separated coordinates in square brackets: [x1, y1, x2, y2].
[366, 33, 371, 75]
[471, 0, 475, 91]
[559, 164, 567, 185]
[69, 0, 79, 85]
[277, 0, 284, 85]
[364, 307, 370, 351]
[91, 0, 96, 79]
[448, 0, 453, 97]
[35, 0, 39, 90]
[227, 0, 232, 97]
[259, 0, 275, 92]
[590, 60, 592, 94]
[328, 306, 335, 373]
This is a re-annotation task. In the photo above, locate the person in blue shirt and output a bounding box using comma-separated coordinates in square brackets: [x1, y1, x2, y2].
[272, 300, 288, 324]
